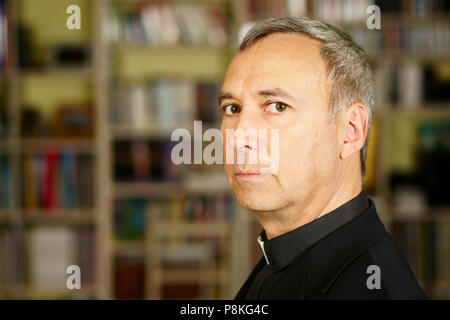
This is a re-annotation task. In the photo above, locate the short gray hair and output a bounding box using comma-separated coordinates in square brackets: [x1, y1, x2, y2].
[239, 17, 375, 177]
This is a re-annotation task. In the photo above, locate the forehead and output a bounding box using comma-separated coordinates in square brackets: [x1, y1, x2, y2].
[223, 33, 328, 96]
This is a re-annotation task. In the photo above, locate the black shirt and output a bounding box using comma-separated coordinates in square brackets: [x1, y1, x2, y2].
[242, 190, 370, 299]
[235, 191, 427, 299]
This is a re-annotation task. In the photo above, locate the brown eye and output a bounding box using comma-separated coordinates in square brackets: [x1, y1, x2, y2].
[268, 102, 288, 113]
[223, 104, 241, 115]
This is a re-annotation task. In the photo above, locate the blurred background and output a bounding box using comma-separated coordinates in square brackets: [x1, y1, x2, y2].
[0, 0, 449, 300]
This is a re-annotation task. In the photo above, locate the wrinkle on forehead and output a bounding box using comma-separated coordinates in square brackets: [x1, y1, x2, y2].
[223, 33, 330, 102]
[223, 39, 263, 100]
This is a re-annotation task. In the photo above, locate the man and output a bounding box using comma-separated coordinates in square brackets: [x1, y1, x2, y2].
[219, 17, 426, 299]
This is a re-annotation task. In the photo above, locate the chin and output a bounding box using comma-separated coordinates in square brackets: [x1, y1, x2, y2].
[233, 189, 284, 212]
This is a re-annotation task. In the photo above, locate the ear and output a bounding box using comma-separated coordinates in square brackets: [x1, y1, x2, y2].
[339, 103, 368, 160]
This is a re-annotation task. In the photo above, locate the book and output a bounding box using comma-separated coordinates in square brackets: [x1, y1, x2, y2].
[114, 139, 181, 182]
[43, 148, 58, 209]
[112, 79, 221, 133]
[347, 23, 450, 57]
[1, 228, 25, 286]
[21, 149, 94, 210]
[114, 254, 145, 299]
[417, 121, 450, 206]
[114, 198, 146, 242]
[107, 2, 229, 47]
[148, 194, 236, 224]
[77, 226, 96, 286]
[399, 61, 423, 108]
[0, 154, 10, 208]
[78, 154, 94, 208]
[313, 0, 371, 23]
[29, 226, 76, 291]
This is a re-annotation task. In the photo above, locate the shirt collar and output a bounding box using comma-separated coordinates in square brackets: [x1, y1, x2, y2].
[257, 190, 370, 271]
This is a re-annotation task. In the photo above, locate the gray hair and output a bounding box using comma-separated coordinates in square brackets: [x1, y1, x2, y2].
[239, 17, 375, 177]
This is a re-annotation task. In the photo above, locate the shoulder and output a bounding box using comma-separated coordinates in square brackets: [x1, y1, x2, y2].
[323, 230, 427, 300]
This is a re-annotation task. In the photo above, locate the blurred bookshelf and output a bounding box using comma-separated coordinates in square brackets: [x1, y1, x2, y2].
[0, 0, 449, 300]
[104, 0, 250, 300]
[0, 0, 99, 300]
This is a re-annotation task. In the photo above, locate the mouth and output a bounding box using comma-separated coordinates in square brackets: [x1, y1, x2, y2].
[234, 171, 272, 179]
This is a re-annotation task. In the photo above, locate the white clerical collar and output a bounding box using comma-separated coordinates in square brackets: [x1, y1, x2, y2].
[257, 235, 270, 265]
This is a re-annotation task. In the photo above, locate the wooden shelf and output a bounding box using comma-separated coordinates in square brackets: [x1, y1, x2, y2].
[157, 268, 229, 284]
[0, 210, 21, 225]
[377, 106, 450, 118]
[2, 283, 97, 299]
[19, 138, 96, 154]
[151, 221, 231, 236]
[0, 139, 11, 152]
[112, 126, 189, 139]
[113, 240, 146, 255]
[114, 182, 183, 198]
[23, 209, 96, 225]
[111, 122, 221, 139]
[114, 45, 232, 81]
[17, 67, 93, 80]
[114, 174, 230, 198]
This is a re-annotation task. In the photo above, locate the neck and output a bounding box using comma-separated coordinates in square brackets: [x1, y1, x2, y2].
[255, 168, 362, 240]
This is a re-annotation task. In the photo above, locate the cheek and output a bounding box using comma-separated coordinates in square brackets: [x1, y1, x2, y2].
[277, 127, 316, 177]
[277, 122, 337, 180]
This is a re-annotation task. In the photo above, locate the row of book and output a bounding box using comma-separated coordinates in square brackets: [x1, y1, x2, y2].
[375, 0, 450, 15]
[416, 121, 450, 206]
[114, 195, 236, 242]
[391, 221, 450, 285]
[245, 0, 450, 21]
[313, 0, 373, 22]
[149, 194, 236, 222]
[244, 0, 371, 22]
[349, 24, 450, 56]
[375, 62, 450, 108]
[0, 0, 7, 70]
[389, 120, 450, 207]
[112, 80, 221, 133]
[107, 2, 229, 47]
[114, 236, 229, 299]
[244, 0, 307, 18]
[21, 101, 94, 138]
[114, 140, 180, 182]
[0, 226, 95, 294]
[114, 243, 225, 299]
[21, 150, 94, 209]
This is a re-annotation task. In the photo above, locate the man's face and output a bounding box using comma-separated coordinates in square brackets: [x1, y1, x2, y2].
[220, 33, 341, 213]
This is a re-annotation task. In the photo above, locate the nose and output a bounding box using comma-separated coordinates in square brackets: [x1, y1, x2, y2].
[222, 107, 262, 166]
[234, 108, 260, 151]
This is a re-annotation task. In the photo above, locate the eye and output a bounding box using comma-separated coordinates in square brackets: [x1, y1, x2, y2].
[267, 102, 289, 113]
[222, 104, 241, 115]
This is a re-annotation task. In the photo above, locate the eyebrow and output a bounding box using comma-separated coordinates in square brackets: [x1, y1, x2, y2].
[218, 91, 235, 105]
[218, 87, 295, 105]
[257, 87, 295, 100]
